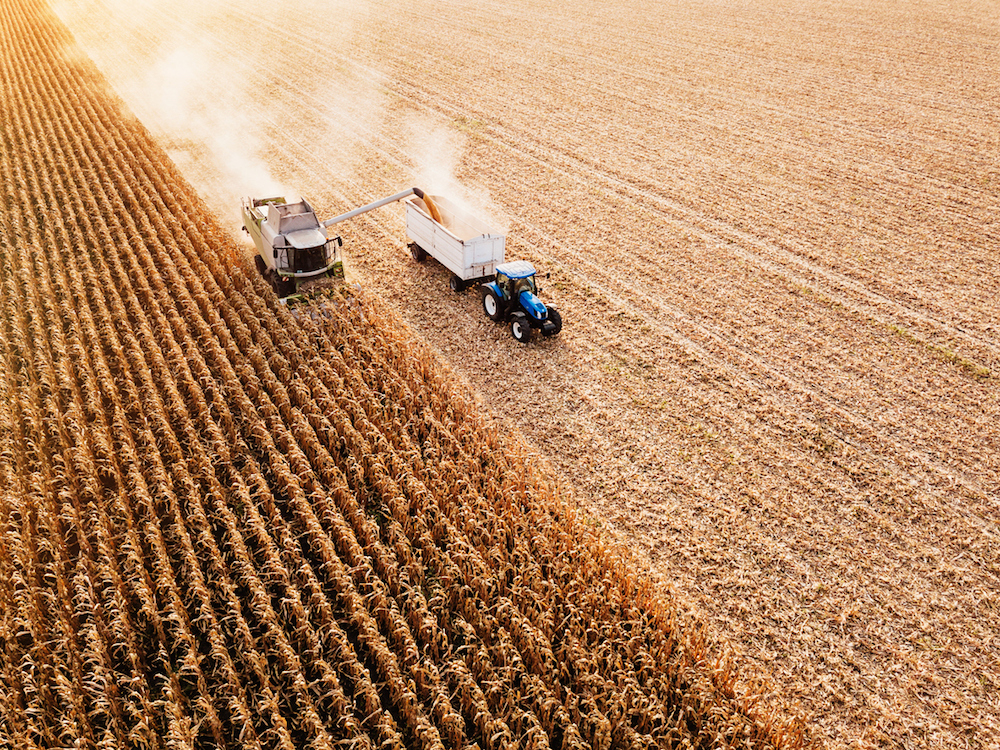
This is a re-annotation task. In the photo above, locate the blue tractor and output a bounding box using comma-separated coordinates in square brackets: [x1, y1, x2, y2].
[481, 260, 562, 343]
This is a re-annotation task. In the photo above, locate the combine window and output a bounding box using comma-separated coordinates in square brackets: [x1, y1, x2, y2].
[289, 244, 327, 274]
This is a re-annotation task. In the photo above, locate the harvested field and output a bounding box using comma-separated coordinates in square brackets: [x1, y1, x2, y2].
[7, 0, 1000, 748]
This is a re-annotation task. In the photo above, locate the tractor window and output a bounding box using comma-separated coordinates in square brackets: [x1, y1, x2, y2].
[513, 276, 536, 296]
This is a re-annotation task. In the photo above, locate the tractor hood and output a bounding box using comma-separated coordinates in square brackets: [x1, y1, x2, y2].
[519, 291, 547, 320]
[286, 227, 328, 250]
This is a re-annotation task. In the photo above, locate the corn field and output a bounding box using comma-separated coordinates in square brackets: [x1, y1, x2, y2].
[0, 0, 813, 748]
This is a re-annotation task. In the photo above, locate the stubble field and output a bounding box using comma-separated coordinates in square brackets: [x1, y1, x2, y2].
[8, 0, 1000, 747]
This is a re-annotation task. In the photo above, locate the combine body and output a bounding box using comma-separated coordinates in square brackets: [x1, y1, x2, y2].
[242, 197, 343, 297]
[405, 195, 505, 292]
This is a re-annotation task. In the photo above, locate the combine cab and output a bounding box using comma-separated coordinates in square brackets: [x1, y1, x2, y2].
[242, 196, 344, 297]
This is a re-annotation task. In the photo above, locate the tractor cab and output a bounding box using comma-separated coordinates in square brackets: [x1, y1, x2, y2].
[498, 267, 538, 302]
[494, 260, 538, 302]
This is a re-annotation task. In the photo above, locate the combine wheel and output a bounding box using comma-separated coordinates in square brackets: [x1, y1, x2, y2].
[254, 255, 267, 276]
[510, 315, 531, 343]
[264, 269, 293, 297]
[482, 289, 503, 321]
[264, 269, 277, 291]
[542, 307, 562, 337]
[277, 275, 296, 297]
[449, 275, 465, 293]
[409, 243, 427, 262]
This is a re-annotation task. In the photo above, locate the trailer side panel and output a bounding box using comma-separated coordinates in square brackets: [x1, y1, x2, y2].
[405, 198, 505, 281]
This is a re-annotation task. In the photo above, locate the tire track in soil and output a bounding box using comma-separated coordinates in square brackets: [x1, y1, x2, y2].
[270, 13, 1000, 748]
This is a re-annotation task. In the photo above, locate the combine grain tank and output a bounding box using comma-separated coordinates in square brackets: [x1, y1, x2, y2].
[404, 194, 505, 292]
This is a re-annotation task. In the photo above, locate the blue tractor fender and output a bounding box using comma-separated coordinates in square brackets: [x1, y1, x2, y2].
[483, 280, 504, 301]
[518, 290, 548, 321]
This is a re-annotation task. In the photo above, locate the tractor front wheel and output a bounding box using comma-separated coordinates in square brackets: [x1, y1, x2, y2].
[510, 315, 531, 343]
[482, 289, 503, 321]
[542, 307, 562, 337]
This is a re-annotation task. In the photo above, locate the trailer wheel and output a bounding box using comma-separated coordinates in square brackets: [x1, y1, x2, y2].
[482, 289, 503, 321]
[409, 243, 427, 262]
[449, 275, 465, 293]
[542, 307, 562, 337]
[510, 315, 531, 343]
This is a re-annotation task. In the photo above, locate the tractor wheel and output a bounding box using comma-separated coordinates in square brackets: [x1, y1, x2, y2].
[482, 288, 503, 321]
[254, 255, 267, 276]
[510, 315, 531, 343]
[409, 243, 427, 262]
[449, 275, 465, 293]
[543, 307, 562, 337]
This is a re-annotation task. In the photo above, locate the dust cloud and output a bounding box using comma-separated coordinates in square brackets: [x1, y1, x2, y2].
[52, 0, 505, 239]
[51, 0, 298, 230]
[405, 114, 510, 236]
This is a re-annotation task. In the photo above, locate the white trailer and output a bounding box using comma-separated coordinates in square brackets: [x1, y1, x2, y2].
[404, 194, 505, 292]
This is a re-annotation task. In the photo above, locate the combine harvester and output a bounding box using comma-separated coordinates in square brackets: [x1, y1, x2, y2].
[242, 187, 561, 342]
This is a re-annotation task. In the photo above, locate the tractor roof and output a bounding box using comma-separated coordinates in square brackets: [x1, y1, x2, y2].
[496, 260, 536, 279]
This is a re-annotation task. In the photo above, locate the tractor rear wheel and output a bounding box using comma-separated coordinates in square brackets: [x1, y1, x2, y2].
[482, 289, 503, 321]
[510, 315, 531, 343]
